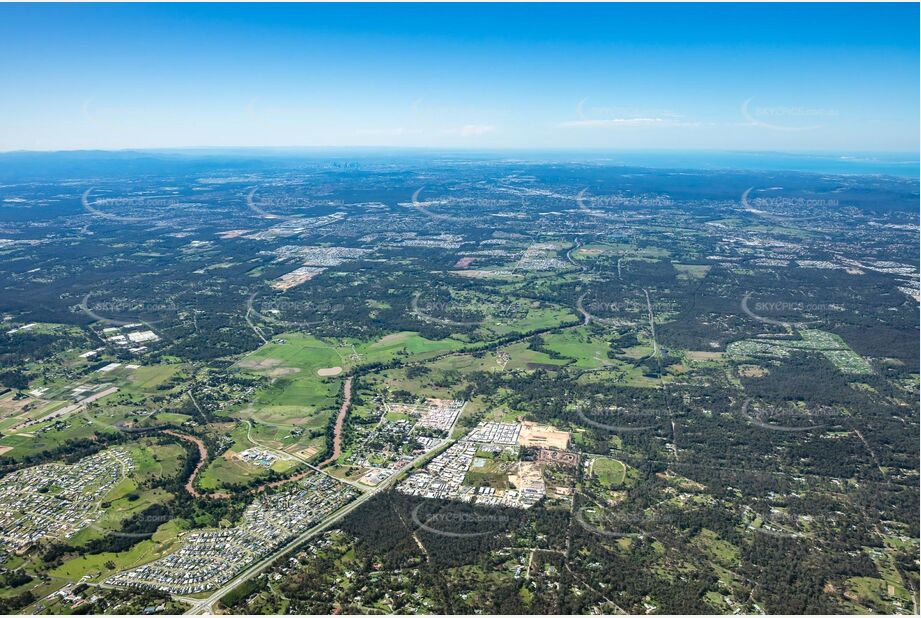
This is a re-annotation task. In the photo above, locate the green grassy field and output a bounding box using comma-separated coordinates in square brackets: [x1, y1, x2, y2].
[198, 423, 270, 489]
[464, 460, 511, 490]
[198, 454, 270, 490]
[55, 441, 186, 547]
[0, 358, 190, 460]
[591, 457, 627, 487]
[673, 263, 712, 280]
[540, 328, 612, 369]
[129, 441, 188, 479]
[0, 418, 119, 460]
[232, 331, 465, 463]
[500, 341, 570, 371]
[845, 576, 913, 612]
[126, 364, 183, 390]
[50, 519, 185, 582]
[359, 331, 463, 361]
[694, 529, 740, 566]
[241, 332, 462, 408]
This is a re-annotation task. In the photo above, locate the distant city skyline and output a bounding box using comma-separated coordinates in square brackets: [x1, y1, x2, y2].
[0, 3, 918, 152]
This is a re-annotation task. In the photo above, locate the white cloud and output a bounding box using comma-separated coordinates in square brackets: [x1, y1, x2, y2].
[355, 127, 423, 136]
[441, 124, 496, 137]
[558, 117, 671, 128]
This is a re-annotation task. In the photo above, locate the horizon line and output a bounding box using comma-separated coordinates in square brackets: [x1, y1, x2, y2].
[1, 146, 918, 157]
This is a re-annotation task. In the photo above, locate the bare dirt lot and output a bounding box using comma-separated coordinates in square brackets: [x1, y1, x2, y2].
[266, 367, 301, 377]
[454, 256, 476, 268]
[237, 357, 282, 370]
[518, 421, 570, 450]
[509, 461, 545, 492]
[739, 365, 768, 377]
[686, 351, 724, 361]
[537, 448, 579, 467]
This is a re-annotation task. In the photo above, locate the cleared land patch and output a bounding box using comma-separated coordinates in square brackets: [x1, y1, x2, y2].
[727, 329, 873, 375]
[518, 421, 570, 450]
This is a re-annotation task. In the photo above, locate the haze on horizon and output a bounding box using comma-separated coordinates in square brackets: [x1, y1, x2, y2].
[0, 3, 918, 153]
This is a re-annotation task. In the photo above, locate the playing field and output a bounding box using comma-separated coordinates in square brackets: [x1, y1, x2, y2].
[591, 457, 627, 487]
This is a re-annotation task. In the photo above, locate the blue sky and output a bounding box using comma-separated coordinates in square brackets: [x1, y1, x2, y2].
[0, 3, 917, 152]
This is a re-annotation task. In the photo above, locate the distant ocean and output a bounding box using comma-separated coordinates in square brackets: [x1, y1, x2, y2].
[0, 149, 917, 180]
[510, 151, 921, 178]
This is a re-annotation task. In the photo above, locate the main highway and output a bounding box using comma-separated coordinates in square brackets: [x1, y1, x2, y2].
[182, 410, 463, 615]
[182, 482, 379, 615]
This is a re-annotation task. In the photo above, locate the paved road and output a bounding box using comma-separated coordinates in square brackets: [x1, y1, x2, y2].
[243, 419, 364, 492]
[175, 280, 604, 615]
[182, 416, 462, 615]
[643, 288, 659, 360]
[183, 485, 379, 615]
